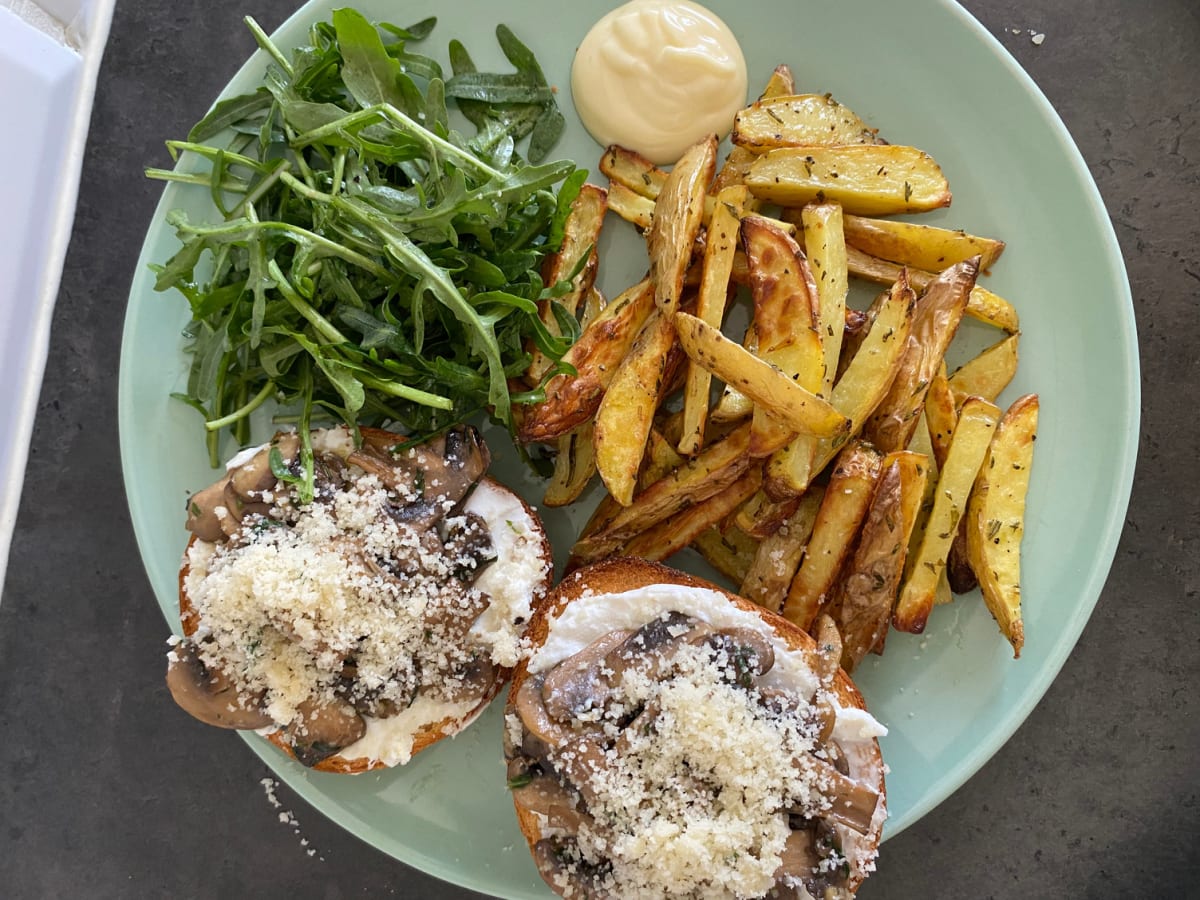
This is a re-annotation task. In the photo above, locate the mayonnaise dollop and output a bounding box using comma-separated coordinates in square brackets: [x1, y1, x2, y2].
[571, 0, 748, 164]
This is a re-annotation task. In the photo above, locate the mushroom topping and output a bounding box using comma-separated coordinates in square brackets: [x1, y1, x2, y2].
[349, 424, 491, 529]
[172, 425, 511, 769]
[285, 697, 367, 767]
[508, 607, 882, 898]
[185, 476, 233, 542]
[541, 629, 634, 722]
[511, 776, 595, 835]
[165, 640, 272, 730]
[532, 839, 610, 900]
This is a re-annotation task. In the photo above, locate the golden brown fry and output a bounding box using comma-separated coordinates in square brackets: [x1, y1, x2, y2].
[606, 182, 655, 230]
[765, 203, 848, 500]
[640, 428, 685, 490]
[600, 144, 668, 197]
[844, 245, 1020, 334]
[526, 184, 608, 383]
[679, 187, 746, 455]
[518, 278, 655, 444]
[781, 442, 883, 632]
[767, 272, 917, 496]
[594, 311, 679, 505]
[712, 65, 797, 193]
[842, 214, 1005, 273]
[894, 397, 1000, 633]
[830, 451, 928, 671]
[623, 467, 763, 563]
[649, 136, 717, 315]
[572, 422, 754, 564]
[747, 146, 951, 215]
[740, 489, 823, 613]
[543, 420, 597, 508]
[966, 393, 1039, 657]
[692, 525, 759, 584]
[948, 333, 1020, 407]
[673, 312, 849, 445]
[734, 487, 801, 539]
[863, 257, 979, 454]
[924, 362, 958, 470]
[733, 94, 882, 153]
[742, 216, 823, 456]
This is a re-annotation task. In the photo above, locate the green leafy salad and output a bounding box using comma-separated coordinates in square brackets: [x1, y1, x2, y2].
[148, 9, 586, 498]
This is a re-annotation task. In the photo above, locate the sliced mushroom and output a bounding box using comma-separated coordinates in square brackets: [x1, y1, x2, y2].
[352, 425, 491, 517]
[692, 626, 776, 686]
[185, 476, 233, 542]
[420, 589, 491, 646]
[810, 615, 843, 689]
[792, 756, 880, 835]
[541, 629, 635, 722]
[442, 512, 497, 582]
[286, 696, 367, 767]
[431, 651, 497, 704]
[532, 839, 609, 900]
[516, 674, 583, 748]
[228, 432, 299, 499]
[602, 612, 711, 687]
[511, 776, 595, 835]
[773, 827, 821, 882]
[165, 639, 272, 730]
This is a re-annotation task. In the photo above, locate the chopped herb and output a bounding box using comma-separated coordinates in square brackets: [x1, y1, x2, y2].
[506, 772, 533, 790]
[904, 180, 913, 202]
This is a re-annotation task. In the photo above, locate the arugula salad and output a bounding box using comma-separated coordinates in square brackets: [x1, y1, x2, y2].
[147, 9, 584, 498]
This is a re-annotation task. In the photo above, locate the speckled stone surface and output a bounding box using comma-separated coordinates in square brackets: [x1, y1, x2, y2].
[1, 0, 1196, 897]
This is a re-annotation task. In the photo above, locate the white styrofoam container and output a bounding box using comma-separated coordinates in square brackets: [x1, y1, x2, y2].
[0, 0, 114, 599]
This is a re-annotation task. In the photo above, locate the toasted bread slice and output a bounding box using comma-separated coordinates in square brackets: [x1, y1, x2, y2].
[506, 558, 886, 896]
[171, 427, 552, 773]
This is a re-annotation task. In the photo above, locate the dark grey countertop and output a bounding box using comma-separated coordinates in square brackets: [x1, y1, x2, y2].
[2, 0, 1197, 897]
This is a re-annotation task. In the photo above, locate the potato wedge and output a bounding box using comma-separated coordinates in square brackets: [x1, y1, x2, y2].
[894, 397, 1000, 633]
[573, 422, 754, 563]
[623, 467, 762, 563]
[948, 333, 1020, 407]
[768, 272, 916, 496]
[543, 420, 597, 507]
[842, 214, 1005, 273]
[740, 488, 823, 613]
[594, 311, 678, 505]
[742, 216, 824, 455]
[606, 182, 655, 230]
[863, 257, 979, 454]
[712, 64, 797, 193]
[764, 203, 848, 500]
[734, 487, 802, 539]
[649, 136, 717, 315]
[692, 524, 759, 584]
[966, 393, 1039, 657]
[924, 361, 958, 469]
[746, 145, 951, 215]
[673, 312, 849, 445]
[829, 451, 929, 670]
[781, 442, 883, 632]
[526, 184, 608, 383]
[518, 278, 655, 444]
[733, 93, 882, 153]
[679, 187, 746, 455]
[844, 245, 1020, 334]
[600, 144, 668, 198]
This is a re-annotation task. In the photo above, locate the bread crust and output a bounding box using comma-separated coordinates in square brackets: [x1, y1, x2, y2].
[505, 557, 886, 895]
[176, 428, 553, 774]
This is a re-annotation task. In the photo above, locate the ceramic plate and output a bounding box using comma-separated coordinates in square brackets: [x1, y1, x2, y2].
[119, 1, 1138, 896]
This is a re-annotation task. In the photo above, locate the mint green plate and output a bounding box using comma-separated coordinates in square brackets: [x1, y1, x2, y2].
[119, 1, 1138, 896]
